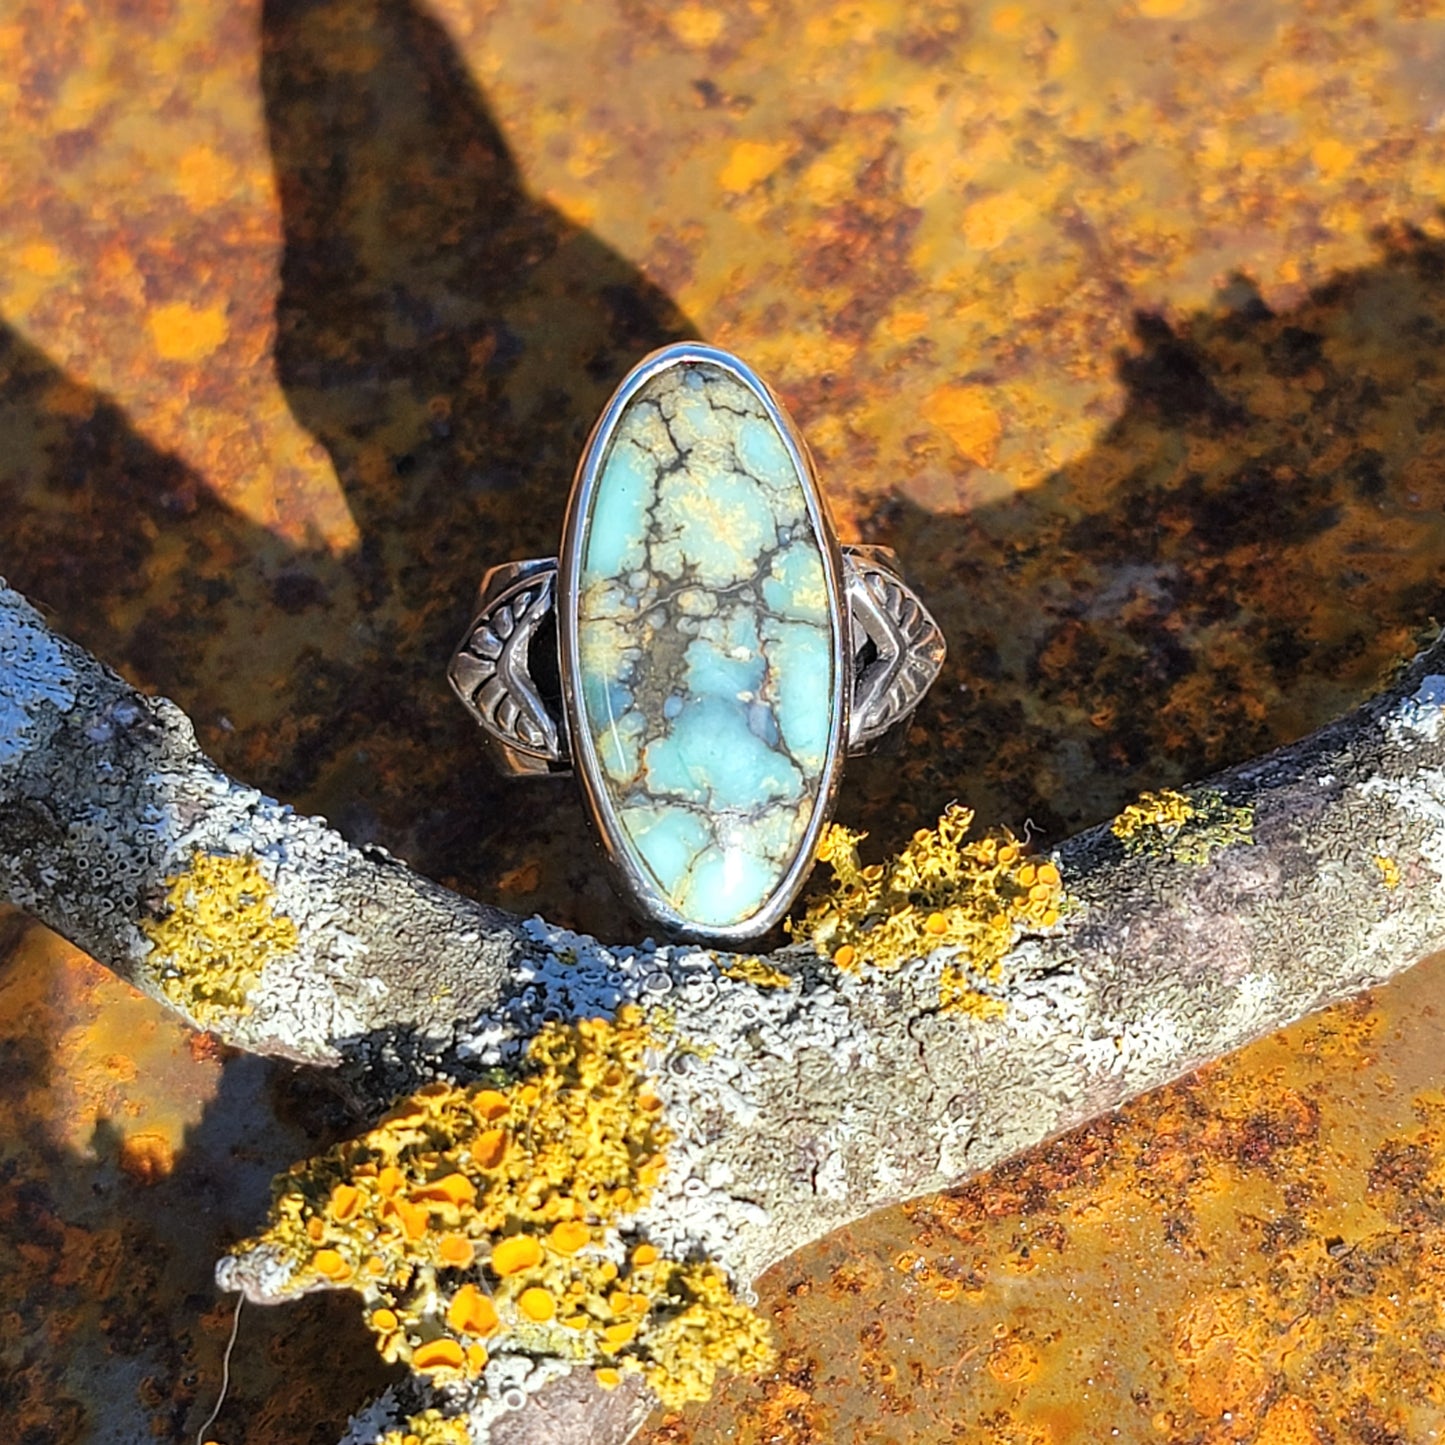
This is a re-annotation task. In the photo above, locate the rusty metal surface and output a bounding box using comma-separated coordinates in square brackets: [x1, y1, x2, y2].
[0, 917, 400, 1441]
[3, 0, 1445, 1439]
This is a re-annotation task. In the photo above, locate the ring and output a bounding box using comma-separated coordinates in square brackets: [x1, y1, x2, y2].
[449, 343, 946, 942]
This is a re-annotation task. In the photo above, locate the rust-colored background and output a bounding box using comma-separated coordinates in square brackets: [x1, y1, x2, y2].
[4, 0, 1445, 1440]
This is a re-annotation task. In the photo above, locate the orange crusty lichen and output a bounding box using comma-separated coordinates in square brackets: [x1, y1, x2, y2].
[141, 850, 298, 1024]
[1110, 788, 1254, 865]
[238, 1006, 772, 1411]
[791, 804, 1064, 1015]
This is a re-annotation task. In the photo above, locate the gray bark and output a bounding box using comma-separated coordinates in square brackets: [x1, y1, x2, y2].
[4, 575, 1445, 1443]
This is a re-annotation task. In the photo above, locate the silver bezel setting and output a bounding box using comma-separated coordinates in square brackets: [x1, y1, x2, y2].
[449, 344, 948, 943]
[556, 343, 852, 944]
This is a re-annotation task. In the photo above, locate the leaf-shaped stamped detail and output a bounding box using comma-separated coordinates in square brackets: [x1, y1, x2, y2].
[449, 566, 567, 763]
[846, 550, 947, 752]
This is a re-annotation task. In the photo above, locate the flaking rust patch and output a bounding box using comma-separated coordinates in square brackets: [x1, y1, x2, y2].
[142, 851, 298, 1024]
[1110, 787, 1254, 865]
[793, 803, 1066, 1016]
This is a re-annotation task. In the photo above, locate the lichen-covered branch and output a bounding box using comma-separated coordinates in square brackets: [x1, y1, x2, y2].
[0, 581, 534, 1069]
[6, 574, 1445, 1445]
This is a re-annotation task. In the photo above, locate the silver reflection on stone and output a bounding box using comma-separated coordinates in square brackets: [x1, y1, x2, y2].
[449, 343, 946, 942]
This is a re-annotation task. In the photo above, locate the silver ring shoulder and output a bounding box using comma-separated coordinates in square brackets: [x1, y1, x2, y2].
[842, 545, 947, 753]
[448, 558, 570, 776]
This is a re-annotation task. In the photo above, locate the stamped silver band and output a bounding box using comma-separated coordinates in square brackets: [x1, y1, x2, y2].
[449, 546, 946, 775]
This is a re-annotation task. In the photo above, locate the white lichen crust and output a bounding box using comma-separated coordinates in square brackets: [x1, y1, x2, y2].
[0, 588, 77, 767]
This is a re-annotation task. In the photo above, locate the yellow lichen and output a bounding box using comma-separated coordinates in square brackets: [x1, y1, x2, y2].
[142, 851, 298, 1024]
[791, 804, 1065, 1014]
[236, 1007, 773, 1412]
[1374, 855, 1402, 889]
[1111, 788, 1254, 864]
[491, 1234, 543, 1276]
[445, 1282, 499, 1337]
[329, 1182, 362, 1221]
[437, 1233, 474, 1268]
[1111, 787, 1196, 843]
[634, 1260, 773, 1401]
[311, 1248, 349, 1281]
[412, 1337, 465, 1373]
[720, 957, 793, 989]
[548, 1219, 592, 1255]
[379, 1410, 470, 1445]
[517, 1285, 557, 1322]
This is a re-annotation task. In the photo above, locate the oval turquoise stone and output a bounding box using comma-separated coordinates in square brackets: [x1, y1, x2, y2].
[572, 356, 840, 932]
